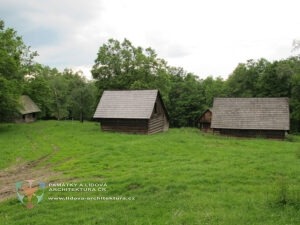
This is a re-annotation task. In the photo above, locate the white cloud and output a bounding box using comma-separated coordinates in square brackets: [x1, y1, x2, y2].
[1, 0, 300, 79]
[71, 65, 93, 80]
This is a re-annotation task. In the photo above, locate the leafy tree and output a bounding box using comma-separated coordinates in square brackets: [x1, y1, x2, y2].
[91, 38, 170, 93]
[66, 71, 97, 122]
[257, 60, 292, 97]
[226, 59, 269, 97]
[168, 72, 205, 127]
[23, 64, 98, 121]
[0, 20, 37, 121]
[23, 64, 59, 118]
[290, 73, 300, 131]
[0, 77, 20, 121]
[48, 75, 69, 120]
[201, 76, 226, 107]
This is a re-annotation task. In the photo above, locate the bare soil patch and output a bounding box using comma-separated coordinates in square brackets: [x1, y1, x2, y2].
[0, 153, 60, 202]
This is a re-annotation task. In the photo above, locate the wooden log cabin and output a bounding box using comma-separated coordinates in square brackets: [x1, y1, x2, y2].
[93, 90, 169, 134]
[211, 97, 290, 139]
[197, 109, 212, 132]
[16, 95, 41, 123]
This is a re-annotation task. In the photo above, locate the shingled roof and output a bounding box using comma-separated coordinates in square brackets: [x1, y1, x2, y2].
[211, 98, 290, 130]
[93, 90, 164, 119]
[19, 95, 41, 115]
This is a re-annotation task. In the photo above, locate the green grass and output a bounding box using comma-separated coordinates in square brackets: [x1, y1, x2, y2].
[0, 121, 300, 225]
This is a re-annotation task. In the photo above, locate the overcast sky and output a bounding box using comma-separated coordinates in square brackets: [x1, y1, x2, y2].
[1, 0, 300, 79]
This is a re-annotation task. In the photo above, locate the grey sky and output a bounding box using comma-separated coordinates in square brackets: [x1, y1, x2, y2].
[1, 0, 299, 79]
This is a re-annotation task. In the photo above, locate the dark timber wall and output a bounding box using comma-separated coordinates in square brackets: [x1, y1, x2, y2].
[100, 119, 148, 134]
[99, 96, 169, 134]
[15, 113, 37, 123]
[148, 96, 169, 134]
[213, 129, 285, 139]
[198, 110, 212, 132]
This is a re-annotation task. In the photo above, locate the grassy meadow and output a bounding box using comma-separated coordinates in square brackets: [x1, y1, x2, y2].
[0, 121, 300, 225]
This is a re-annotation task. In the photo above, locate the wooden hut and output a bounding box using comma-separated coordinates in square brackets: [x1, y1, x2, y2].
[197, 109, 212, 132]
[211, 98, 290, 139]
[93, 90, 169, 134]
[16, 95, 41, 123]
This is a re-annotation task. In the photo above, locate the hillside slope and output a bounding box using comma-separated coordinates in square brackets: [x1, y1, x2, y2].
[0, 121, 299, 225]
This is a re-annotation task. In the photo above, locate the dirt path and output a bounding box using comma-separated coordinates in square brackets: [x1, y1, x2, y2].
[0, 152, 61, 202]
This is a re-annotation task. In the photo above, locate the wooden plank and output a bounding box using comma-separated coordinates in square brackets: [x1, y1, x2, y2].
[213, 128, 285, 139]
[100, 118, 149, 134]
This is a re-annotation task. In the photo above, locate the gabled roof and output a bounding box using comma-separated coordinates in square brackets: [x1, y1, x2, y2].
[200, 108, 212, 115]
[198, 108, 212, 121]
[211, 98, 290, 130]
[19, 95, 41, 115]
[93, 90, 166, 119]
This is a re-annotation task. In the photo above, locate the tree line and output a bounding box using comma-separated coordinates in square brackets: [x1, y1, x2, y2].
[0, 20, 97, 122]
[1, 20, 300, 131]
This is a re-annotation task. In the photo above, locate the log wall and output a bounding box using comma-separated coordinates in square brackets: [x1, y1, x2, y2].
[213, 128, 286, 139]
[100, 119, 148, 134]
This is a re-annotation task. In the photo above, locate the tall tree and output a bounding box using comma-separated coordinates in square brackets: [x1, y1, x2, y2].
[257, 60, 293, 97]
[49, 75, 69, 120]
[23, 64, 58, 118]
[291, 73, 300, 131]
[24, 66, 98, 121]
[65, 70, 97, 122]
[226, 59, 269, 97]
[201, 76, 226, 107]
[91, 38, 170, 93]
[168, 72, 205, 127]
[0, 20, 37, 121]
